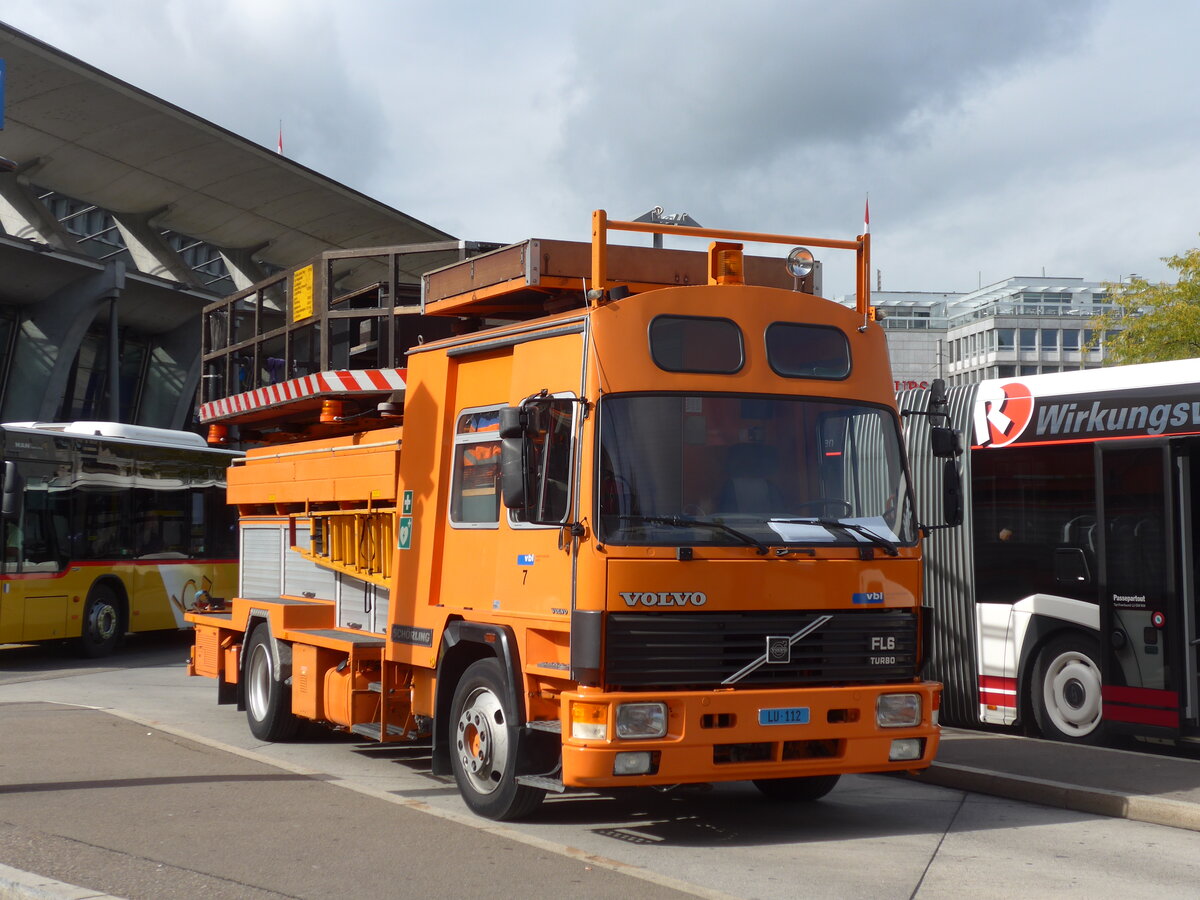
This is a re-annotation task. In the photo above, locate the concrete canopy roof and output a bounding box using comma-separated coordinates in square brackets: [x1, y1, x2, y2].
[0, 21, 452, 274]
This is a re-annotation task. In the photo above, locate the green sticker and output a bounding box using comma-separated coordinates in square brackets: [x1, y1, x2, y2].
[397, 516, 413, 550]
[402, 490, 413, 516]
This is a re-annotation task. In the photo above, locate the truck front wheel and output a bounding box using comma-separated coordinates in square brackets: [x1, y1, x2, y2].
[449, 658, 545, 820]
[244, 625, 301, 742]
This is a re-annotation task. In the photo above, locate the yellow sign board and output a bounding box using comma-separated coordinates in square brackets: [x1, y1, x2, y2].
[292, 265, 314, 322]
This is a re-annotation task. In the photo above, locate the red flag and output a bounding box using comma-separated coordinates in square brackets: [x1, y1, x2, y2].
[864, 197, 870, 235]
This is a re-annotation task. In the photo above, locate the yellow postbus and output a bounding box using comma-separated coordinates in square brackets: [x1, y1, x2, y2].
[1, 421, 240, 656]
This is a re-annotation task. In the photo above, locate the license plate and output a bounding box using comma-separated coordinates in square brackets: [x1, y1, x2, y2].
[758, 706, 811, 726]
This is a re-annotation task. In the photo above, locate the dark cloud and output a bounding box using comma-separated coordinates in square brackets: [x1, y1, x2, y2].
[558, 1, 1098, 188]
[4, 0, 1197, 298]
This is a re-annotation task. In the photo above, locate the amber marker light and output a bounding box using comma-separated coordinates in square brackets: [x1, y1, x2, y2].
[570, 701, 609, 740]
[320, 400, 344, 423]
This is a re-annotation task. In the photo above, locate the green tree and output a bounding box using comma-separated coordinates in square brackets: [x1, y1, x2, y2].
[1092, 241, 1200, 365]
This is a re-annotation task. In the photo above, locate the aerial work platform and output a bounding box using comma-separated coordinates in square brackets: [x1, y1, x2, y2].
[198, 234, 819, 441]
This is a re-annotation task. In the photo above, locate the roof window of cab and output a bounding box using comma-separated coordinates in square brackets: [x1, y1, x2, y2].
[649, 315, 744, 374]
[765, 323, 850, 380]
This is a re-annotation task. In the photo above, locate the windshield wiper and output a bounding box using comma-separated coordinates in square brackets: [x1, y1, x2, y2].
[617, 514, 769, 555]
[773, 518, 899, 556]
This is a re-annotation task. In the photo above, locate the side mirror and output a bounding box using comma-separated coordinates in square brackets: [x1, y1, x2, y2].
[2, 462, 23, 520]
[498, 406, 525, 440]
[942, 459, 963, 527]
[500, 435, 528, 510]
[929, 377, 948, 409]
[930, 426, 962, 459]
[499, 403, 541, 511]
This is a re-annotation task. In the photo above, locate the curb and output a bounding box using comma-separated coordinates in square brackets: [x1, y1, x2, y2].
[913, 762, 1200, 833]
[0, 864, 124, 900]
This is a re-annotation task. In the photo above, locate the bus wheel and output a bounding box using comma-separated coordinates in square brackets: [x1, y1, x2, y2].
[244, 625, 301, 742]
[78, 585, 123, 658]
[753, 774, 841, 802]
[1033, 634, 1106, 744]
[449, 658, 545, 820]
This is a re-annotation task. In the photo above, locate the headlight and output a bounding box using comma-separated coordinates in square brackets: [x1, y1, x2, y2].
[616, 702, 668, 739]
[876, 693, 921, 728]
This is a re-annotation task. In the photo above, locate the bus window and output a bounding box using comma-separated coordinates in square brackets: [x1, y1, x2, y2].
[971, 443, 1096, 605]
[7, 462, 69, 573]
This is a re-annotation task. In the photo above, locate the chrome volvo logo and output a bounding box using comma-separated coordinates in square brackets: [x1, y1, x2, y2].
[766, 636, 791, 664]
[619, 591, 708, 608]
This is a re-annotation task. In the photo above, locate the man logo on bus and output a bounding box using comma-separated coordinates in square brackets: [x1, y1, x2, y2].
[973, 381, 1034, 448]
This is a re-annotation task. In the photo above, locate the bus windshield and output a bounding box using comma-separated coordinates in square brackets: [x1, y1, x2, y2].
[597, 393, 916, 550]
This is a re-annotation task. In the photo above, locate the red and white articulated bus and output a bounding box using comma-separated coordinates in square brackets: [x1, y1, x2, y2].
[904, 359, 1200, 744]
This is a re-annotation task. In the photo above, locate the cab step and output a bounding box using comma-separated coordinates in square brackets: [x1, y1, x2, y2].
[351, 722, 413, 741]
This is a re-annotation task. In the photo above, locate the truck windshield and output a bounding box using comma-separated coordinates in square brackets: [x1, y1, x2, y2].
[597, 393, 916, 550]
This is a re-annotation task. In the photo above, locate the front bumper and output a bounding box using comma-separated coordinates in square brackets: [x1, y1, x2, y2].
[560, 681, 941, 788]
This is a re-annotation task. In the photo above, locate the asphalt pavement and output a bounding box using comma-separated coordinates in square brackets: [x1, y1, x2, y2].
[4, 700, 1200, 900]
[0, 702, 701, 900]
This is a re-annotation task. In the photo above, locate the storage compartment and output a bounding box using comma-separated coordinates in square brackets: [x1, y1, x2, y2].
[292, 643, 342, 720]
[324, 664, 382, 727]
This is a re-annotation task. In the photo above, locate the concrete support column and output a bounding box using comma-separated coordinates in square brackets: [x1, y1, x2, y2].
[1, 261, 124, 423]
[112, 210, 203, 287]
[0, 166, 79, 249]
[137, 318, 201, 431]
[218, 245, 271, 291]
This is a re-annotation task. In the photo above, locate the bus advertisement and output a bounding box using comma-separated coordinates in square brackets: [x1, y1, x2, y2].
[1, 421, 240, 656]
[905, 359, 1200, 744]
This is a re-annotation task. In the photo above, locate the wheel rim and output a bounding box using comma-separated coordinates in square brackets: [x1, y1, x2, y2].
[87, 599, 118, 643]
[247, 642, 273, 723]
[1043, 649, 1102, 737]
[455, 685, 509, 796]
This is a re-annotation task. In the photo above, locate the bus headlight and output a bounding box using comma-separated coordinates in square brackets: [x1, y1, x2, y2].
[876, 693, 921, 728]
[616, 702, 668, 739]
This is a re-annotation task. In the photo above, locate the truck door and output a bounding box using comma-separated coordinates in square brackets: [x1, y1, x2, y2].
[492, 332, 586, 618]
[1096, 442, 1182, 731]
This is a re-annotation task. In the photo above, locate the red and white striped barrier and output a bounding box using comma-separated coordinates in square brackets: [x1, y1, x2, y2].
[199, 369, 407, 423]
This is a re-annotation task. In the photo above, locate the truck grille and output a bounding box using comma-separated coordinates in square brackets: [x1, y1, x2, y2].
[604, 610, 917, 689]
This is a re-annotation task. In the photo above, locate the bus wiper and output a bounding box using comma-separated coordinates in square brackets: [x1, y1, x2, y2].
[617, 514, 769, 555]
[773, 518, 899, 557]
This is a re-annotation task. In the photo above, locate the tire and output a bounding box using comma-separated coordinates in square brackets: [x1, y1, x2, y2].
[753, 774, 841, 802]
[244, 625, 302, 742]
[1032, 634, 1106, 744]
[449, 658, 545, 820]
[77, 585, 123, 658]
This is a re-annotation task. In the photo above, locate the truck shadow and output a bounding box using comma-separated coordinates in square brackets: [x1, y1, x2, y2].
[349, 738, 1108, 845]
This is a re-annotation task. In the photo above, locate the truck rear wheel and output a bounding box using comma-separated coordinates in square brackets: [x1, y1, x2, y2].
[449, 658, 545, 820]
[244, 625, 301, 742]
[753, 774, 841, 802]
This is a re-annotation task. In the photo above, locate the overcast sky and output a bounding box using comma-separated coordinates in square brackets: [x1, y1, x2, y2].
[5, 1, 1199, 298]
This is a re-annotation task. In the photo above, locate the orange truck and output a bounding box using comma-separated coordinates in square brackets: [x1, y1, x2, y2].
[187, 212, 955, 820]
